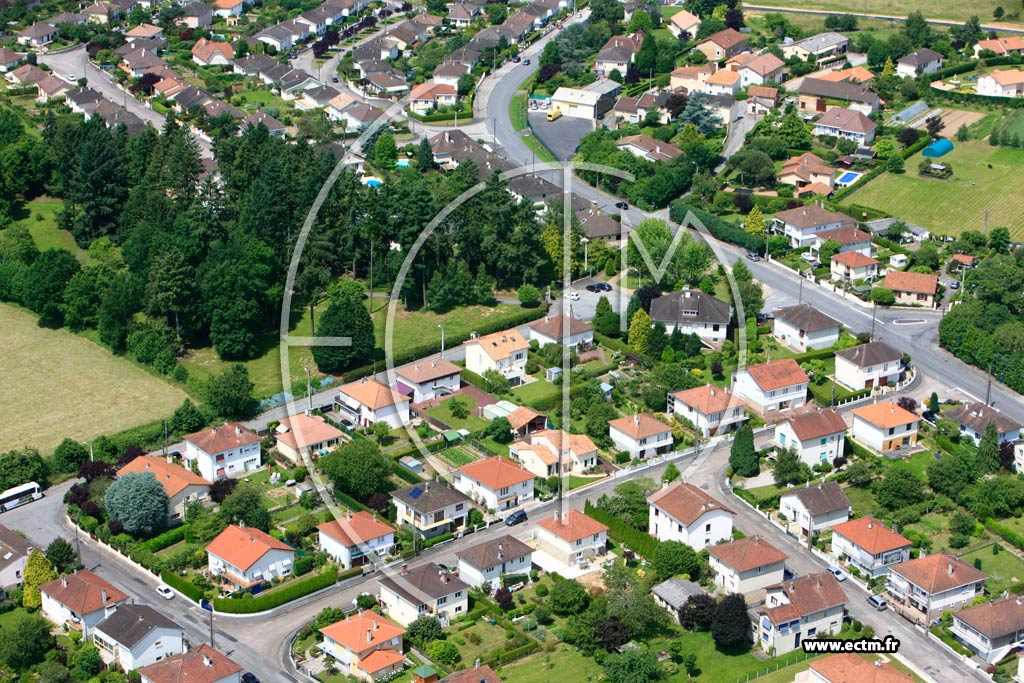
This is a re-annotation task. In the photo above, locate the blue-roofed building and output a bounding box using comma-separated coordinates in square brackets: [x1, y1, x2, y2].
[922, 137, 954, 158]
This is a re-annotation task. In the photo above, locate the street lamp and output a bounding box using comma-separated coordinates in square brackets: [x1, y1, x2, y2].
[581, 237, 590, 275]
[438, 324, 446, 358]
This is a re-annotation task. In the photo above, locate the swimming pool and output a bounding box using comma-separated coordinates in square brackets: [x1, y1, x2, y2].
[362, 176, 383, 187]
[396, 159, 410, 167]
[837, 171, 862, 185]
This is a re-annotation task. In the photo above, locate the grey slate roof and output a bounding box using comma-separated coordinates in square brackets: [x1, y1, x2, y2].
[455, 535, 532, 570]
[798, 78, 880, 105]
[899, 48, 942, 66]
[392, 482, 470, 513]
[834, 341, 901, 368]
[653, 578, 705, 610]
[780, 481, 851, 516]
[772, 304, 842, 333]
[94, 604, 181, 647]
[650, 290, 731, 326]
[379, 562, 469, 602]
[947, 401, 1022, 436]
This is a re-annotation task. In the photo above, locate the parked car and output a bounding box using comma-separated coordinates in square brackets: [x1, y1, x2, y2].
[564, 291, 580, 301]
[614, 201, 629, 210]
[340, 419, 356, 432]
[512, 55, 521, 63]
[156, 584, 175, 600]
[745, 251, 760, 261]
[867, 595, 888, 611]
[949, 280, 960, 290]
[585, 284, 601, 292]
[800, 251, 818, 263]
[827, 565, 847, 582]
[505, 510, 528, 526]
[755, 312, 775, 325]
[523, 58, 530, 65]
[594, 282, 612, 292]
[331, 76, 339, 83]
[242, 674, 260, 683]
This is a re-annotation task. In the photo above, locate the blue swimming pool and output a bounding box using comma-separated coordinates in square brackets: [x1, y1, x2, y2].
[362, 177, 382, 187]
[837, 171, 862, 185]
[396, 159, 410, 167]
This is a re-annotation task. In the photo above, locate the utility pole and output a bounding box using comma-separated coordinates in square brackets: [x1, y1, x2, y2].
[986, 360, 994, 405]
[89, 442, 94, 463]
[162, 420, 168, 457]
[305, 367, 313, 412]
[798, 275, 804, 304]
[870, 300, 877, 340]
[438, 324, 446, 358]
[209, 604, 215, 649]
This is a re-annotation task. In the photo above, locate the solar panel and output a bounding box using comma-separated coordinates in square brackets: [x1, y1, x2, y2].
[409, 487, 423, 499]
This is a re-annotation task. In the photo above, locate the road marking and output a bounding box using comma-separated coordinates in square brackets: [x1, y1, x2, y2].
[955, 387, 985, 403]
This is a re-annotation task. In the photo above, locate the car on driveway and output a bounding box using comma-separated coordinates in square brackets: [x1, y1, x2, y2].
[827, 565, 847, 582]
[564, 291, 580, 301]
[800, 251, 818, 263]
[585, 284, 601, 292]
[867, 594, 888, 611]
[505, 510, 528, 526]
[340, 419, 356, 432]
[156, 585, 174, 600]
[242, 674, 260, 683]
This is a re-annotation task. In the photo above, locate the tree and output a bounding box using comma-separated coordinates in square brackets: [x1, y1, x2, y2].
[596, 617, 631, 651]
[877, 468, 926, 510]
[375, 132, 397, 168]
[899, 127, 921, 148]
[887, 155, 905, 174]
[426, 639, 461, 667]
[480, 369, 509, 395]
[929, 392, 940, 413]
[730, 424, 759, 477]
[518, 284, 540, 307]
[870, 287, 896, 305]
[818, 239, 842, 266]
[312, 285, 374, 373]
[903, 10, 931, 47]
[926, 115, 945, 138]
[550, 575, 590, 615]
[406, 617, 443, 647]
[744, 205, 766, 238]
[22, 551, 56, 609]
[105, 472, 168, 537]
[416, 137, 434, 171]
[679, 593, 717, 631]
[205, 364, 255, 419]
[484, 417, 514, 444]
[170, 400, 206, 434]
[727, 150, 775, 187]
[711, 593, 751, 649]
[778, 111, 812, 149]
[0, 613, 55, 669]
[0, 448, 48, 493]
[994, 5, 1005, 18]
[651, 540, 700, 579]
[988, 226, 1011, 253]
[494, 586, 514, 610]
[896, 396, 918, 413]
[773, 447, 808, 486]
[449, 398, 469, 420]
[603, 648, 664, 683]
[220, 481, 271, 531]
[24, 248, 81, 327]
[977, 420, 1002, 473]
[928, 453, 975, 499]
[662, 462, 681, 484]
[319, 439, 394, 501]
[52, 438, 89, 474]
[629, 308, 652, 354]
[46, 538, 77, 574]
[594, 295, 621, 337]
[73, 645, 103, 679]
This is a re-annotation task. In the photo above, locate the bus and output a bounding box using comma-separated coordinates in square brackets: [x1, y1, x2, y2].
[0, 482, 43, 512]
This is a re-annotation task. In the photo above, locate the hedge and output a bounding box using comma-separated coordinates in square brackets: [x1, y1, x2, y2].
[985, 520, 1024, 552]
[409, 107, 472, 123]
[594, 332, 632, 355]
[334, 490, 369, 512]
[483, 640, 539, 667]
[584, 501, 657, 558]
[669, 202, 766, 252]
[212, 566, 342, 613]
[160, 571, 205, 602]
[419, 531, 454, 549]
[871, 234, 911, 255]
[142, 525, 190, 552]
[733, 486, 781, 510]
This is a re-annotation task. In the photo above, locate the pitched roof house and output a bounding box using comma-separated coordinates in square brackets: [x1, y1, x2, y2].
[851, 401, 919, 454]
[775, 409, 847, 467]
[759, 573, 847, 654]
[946, 401, 1022, 446]
[319, 611, 406, 681]
[535, 510, 609, 571]
[392, 482, 471, 538]
[695, 28, 746, 61]
[813, 107, 877, 144]
[951, 594, 1024, 663]
[732, 359, 809, 414]
[318, 511, 395, 569]
[648, 481, 734, 549]
[831, 516, 911, 577]
[609, 413, 673, 460]
[455, 534, 533, 588]
[667, 9, 700, 39]
[184, 423, 261, 482]
[337, 378, 410, 430]
[93, 604, 184, 671]
[40, 570, 129, 636]
[0, 524, 31, 588]
[117, 456, 211, 526]
[138, 644, 242, 683]
[772, 205, 856, 248]
[800, 653, 912, 683]
[453, 456, 534, 512]
[509, 429, 598, 478]
[834, 341, 903, 390]
[616, 134, 682, 162]
[887, 553, 987, 616]
[779, 482, 850, 537]
[378, 563, 470, 626]
[649, 289, 731, 343]
[669, 384, 747, 437]
[772, 304, 842, 352]
[464, 330, 529, 385]
[527, 314, 594, 349]
[798, 78, 880, 115]
[206, 524, 295, 590]
[709, 536, 787, 597]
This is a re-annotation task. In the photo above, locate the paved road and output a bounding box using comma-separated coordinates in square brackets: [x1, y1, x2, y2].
[717, 100, 758, 171]
[742, 4, 1024, 34]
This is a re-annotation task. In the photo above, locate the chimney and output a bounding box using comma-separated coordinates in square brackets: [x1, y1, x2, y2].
[868, 522, 873, 529]
[102, 588, 108, 604]
[634, 414, 639, 426]
[400, 563, 409, 575]
[61, 576, 68, 588]
[367, 628, 373, 643]
[817, 575, 822, 588]
[235, 425, 241, 436]
[374, 620, 379, 631]
[475, 658, 481, 668]
[874, 661, 882, 668]
[948, 561, 955, 576]
[442, 573, 450, 584]
[145, 462, 151, 470]
[203, 655, 212, 667]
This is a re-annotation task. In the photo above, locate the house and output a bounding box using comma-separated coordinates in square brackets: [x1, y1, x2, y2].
[527, 315, 594, 349]
[83, 1, 121, 23]
[464, 330, 529, 385]
[667, 9, 700, 39]
[593, 32, 644, 76]
[669, 384, 747, 437]
[798, 78, 880, 116]
[813, 107, 877, 145]
[92, 605, 184, 671]
[50, 12, 90, 26]
[318, 511, 394, 569]
[213, 0, 245, 17]
[7, 64, 49, 86]
[179, 1, 213, 28]
[408, 82, 457, 114]
[319, 613, 405, 682]
[831, 516, 910, 578]
[506, 405, 547, 436]
[747, 84, 779, 115]
[772, 304, 842, 352]
[731, 359, 809, 414]
[0, 524, 31, 588]
[887, 553, 987, 617]
[670, 64, 715, 92]
[830, 252, 879, 283]
[35, 75, 69, 103]
[120, 47, 166, 77]
[737, 54, 786, 87]
[395, 359, 461, 403]
[117, 456, 211, 526]
[946, 401, 1023, 446]
[951, 594, 1024, 664]
[446, 2, 478, 28]
[242, 111, 285, 137]
[649, 289, 731, 343]
[897, 48, 943, 78]
[818, 66, 875, 84]
[509, 429, 598, 478]
[577, 207, 622, 241]
[353, 37, 400, 62]
[378, 563, 469, 626]
[392, 482, 471, 539]
[296, 84, 340, 110]
[256, 24, 297, 52]
[137, 645, 242, 683]
[695, 28, 746, 62]
[535, 510, 608, 571]
[616, 134, 682, 162]
[184, 423, 261, 482]
[609, 413, 673, 460]
[708, 536, 787, 597]
[332, 101, 383, 130]
[549, 86, 602, 120]
[883, 270, 939, 307]
[781, 32, 848, 61]
[772, 205, 856, 248]
[205, 525, 295, 590]
[16, 22, 57, 47]
[233, 53, 275, 77]
[779, 482, 850, 538]
[851, 401, 919, 454]
[455, 535, 533, 588]
[950, 253, 976, 271]
[974, 36, 1024, 57]
[703, 68, 741, 96]
[647, 481, 734, 550]
[388, 20, 427, 51]
[758, 573, 847, 654]
[797, 653, 912, 683]
[779, 153, 835, 189]
[441, 664, 501, 683]
[814, 229, 871, 260]
[337, 378, 410, 429]
[433, 61, 470, 88]
[125, 23, 164, 41]
[652, 578, 706, 622]
[274, 413, 343, 463]
[834, 341, 903, 390]
[40, 570, 129, 637]
[453, 457, 534, 512]
[0, 48, 25, 72]
[775, 410, 847, 467]
[66, 86, 104, 114]
[977, 69, 1024, 97]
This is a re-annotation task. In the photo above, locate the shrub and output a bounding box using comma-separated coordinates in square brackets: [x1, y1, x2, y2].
[212, 567, 343, 613]
[160, 571, 205, 602]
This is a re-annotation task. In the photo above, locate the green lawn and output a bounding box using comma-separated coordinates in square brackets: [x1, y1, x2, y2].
[8, 197, 91, 262]
[960, 544, 1024, 595]
[440, 446, 477, 467]
[748, 0, 1017, 23]
[512, 380, 562, 407]
[498, 644, 605, 683]
[428, 395, 489, 432]
[852, 141, 1024, 240]
[0, 607, 32, 629]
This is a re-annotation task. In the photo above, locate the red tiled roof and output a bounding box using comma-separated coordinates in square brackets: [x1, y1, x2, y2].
[320, 610, 404, 653]
[709, 536, 786, 572]
[648, 482, 733, 525]
[743, 358, 809, 392]
[359, 649, 406, 673]
[763, 572, 846, 620]
[185, 423, 260, 455]
[832, 516, 910, 555]
[609, 413, 672, 439]
[786, 410, 847, 441]
[832, 252, 879, 268]
[205, 525, 292, 570]
[808, 653, 912, 683]
[118, 456, 210, 498]
[458, 456, 534, 490]
[671, 384, 745, 415]
[537, 510, 608, 542]
[317, 511, 394, 547]
[852, 402, 918, 429]
[884, 270, 938, 295]
[890, 553, 987, 594]
[339, 378, 408, 410]
[137, 644, 242, 683]
[40, 569, 128, 615]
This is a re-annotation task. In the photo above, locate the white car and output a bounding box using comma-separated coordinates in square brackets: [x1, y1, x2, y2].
[156, 584, 175, 600]
[800, 252, 818, 263]
[564, 291, 580, 301]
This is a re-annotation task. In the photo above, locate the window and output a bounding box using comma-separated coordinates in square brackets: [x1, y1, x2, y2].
[888, 427, 895, 435]
[455, 503, 464, 512]
[437, 596, 447, 606]
[576, 539, 583, 547]
[705, 523, 711, 532]
[455, 591, 463, 598]
[593, 534, 600, 542]
[807, 628, 816, 637]
[454, 605, 463, 613]
[820, 438, 827, 446]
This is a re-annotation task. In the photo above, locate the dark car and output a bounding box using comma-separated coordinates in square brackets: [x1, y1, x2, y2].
[755, 312, 775, 325]
[585, 283, 601, 292]
[331, 76, 339, 83]
[523, 58, 531, 65]
[614, 201, 629, 210]
[242, 674, 260, 683]
[505, 510, 528, 526]
[594, 282, 612, 292]
[512, 55, 521, 63]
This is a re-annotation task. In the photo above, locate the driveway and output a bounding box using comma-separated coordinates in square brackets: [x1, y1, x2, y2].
[528, 111, 593, 161]
[717, 99, 756, 171]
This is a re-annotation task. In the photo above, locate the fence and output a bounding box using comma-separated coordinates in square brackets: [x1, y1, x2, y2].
[731, 650, 815, 683]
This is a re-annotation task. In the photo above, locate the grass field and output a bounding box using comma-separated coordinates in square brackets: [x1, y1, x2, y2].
[8, 197, 91, 262]
[960, 544, 1024, 595]
[428, 395, 489, 432]
[852, 141, 1024, 239]
[0, 303, 188, 454]
[512, 380, 561, 407]
[745, 0, 1018, 24]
